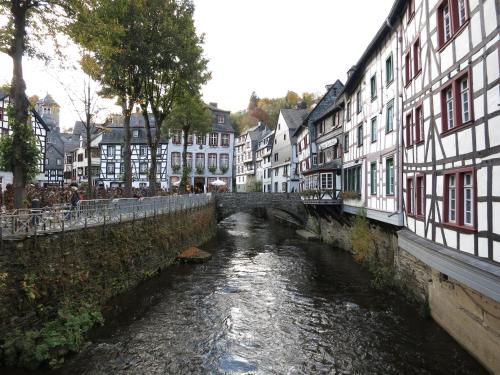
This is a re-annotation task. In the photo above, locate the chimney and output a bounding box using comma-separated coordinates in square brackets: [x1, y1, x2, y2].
[209, 102, 218, 108]
[347, 65, 357, 79]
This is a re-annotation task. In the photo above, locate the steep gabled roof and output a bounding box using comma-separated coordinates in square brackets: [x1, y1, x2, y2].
[281, 109, 309, 136]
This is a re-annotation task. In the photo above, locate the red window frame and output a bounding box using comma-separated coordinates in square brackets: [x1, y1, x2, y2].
[440, 68, 473, 134]
[443, 168, 476, 230]
[413, 37, 421, 77]
[407, 0, 415, 22]
[437, 0, 469, 49]
[406, 177, 414, 216]
[416, 174, 425, 218]
[405, 112, 413, 147]
[405, 52, 412, 86]
[415, 104, 424, 144]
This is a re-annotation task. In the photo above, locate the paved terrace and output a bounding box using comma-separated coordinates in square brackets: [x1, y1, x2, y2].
[0, 194, 213, 240]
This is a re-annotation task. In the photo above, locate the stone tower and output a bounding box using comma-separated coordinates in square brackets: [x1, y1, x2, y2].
[36, 94, 60, 131]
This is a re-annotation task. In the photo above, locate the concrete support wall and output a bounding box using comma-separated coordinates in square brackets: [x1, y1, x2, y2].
[311, 210, 500, 373]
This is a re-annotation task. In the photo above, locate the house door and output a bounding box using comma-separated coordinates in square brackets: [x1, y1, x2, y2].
[194, 177, 205, 194]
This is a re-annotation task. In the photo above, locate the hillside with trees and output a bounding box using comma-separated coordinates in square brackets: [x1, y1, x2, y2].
[231, 90, 318, 134]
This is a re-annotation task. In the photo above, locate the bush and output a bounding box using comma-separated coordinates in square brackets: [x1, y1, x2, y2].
[1, 303, 103, 369]
[350, 208, 374, 262]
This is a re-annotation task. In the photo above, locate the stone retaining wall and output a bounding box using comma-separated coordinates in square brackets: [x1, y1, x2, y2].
[0, 204, 217, 368]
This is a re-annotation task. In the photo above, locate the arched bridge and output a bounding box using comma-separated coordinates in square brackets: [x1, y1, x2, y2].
[214, 193, 306, 224]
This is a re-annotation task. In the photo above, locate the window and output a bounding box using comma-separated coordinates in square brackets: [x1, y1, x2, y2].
[356, 90, 362, 113]
[186, 153, 193, 168]
[172, 132, 181, 144]
[320, 173, 333, 190]
[407, 0, 415, 21]
[107, 163, 115, 174]
[443, 170, 476, 228]
[415, 105, 424, 143]
[406, 178, 415, 215]
[195, 153, 205, 169]
[208, 153, 217, 168]
[282, 182, 288, 192]
[284, 133, 287, 141]
[370, 162, 377, 195]
[370, 74, 377, 100]
[416, 175, 425, 217]
[220, 154, 229, 169]
[274, 168, 278, 177]
[386, 99, 394, 133]
[139, 162, 148, 174]
[107, 145, 116, 157]
[56, 158, 62, 166]
[463, 172, 473, 225]
[371, 117, 377, 142]
[274, 153, 278, 162]
[413, 38, 421, 75]
[221, 133, 230, 147]
[386, 157, 394, 195]
[77, 153, 83, 162]
[120, 163, 124, 173]
[132, 130, 139, 138]
[441, 71, 472, 132]
[344, 133, 349, 153]
[406, 112, 413, 146]
[187, 134, 193, 145]
[217, 114, 224, 124]
[140, 145, 147, 157]
[357, 124, 363, 146]
[209, 133, 219, 147]
[196, 133, 206, 145]
[344, 165, 362, 194]
[386, 54, 394, 85]
[438, 0, 469, 47]
[405, 52, 412, 85]
[171, 152, 181, 167]
[346, 102, 351, 122]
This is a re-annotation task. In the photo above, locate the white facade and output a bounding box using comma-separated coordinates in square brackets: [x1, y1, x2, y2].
[342, 11, 403, 225]
[401, 0, 500, 262]
[255, 130, 274, 192]
[65, 134, 102, 186]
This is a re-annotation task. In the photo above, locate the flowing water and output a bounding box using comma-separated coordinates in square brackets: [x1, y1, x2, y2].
[52, 212, 485, 374]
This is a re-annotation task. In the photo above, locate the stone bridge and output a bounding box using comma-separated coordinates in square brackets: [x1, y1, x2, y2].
[214, 193, 306, 224]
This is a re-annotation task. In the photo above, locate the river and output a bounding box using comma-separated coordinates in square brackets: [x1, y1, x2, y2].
[53, 212, 485, 374]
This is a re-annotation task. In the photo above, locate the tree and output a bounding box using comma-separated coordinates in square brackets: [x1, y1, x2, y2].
[55, 59, 101, 199]
[138, 0, 209, 195]
[164, 93, 211, 194]
[70, 0, 145, 198]
[285, 90, 300, 108]
[0, 0, 78, 207]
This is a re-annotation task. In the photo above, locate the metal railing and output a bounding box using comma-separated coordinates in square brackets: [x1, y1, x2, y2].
[0, 194, 213, 239]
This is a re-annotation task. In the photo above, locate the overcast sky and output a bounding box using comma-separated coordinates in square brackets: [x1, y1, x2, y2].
[0, 0, 395, 130]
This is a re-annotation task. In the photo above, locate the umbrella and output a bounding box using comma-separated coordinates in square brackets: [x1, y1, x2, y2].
[210, 179, 226, 186]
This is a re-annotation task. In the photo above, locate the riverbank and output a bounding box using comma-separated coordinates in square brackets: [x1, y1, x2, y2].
[0, 204, 217, 369]
[305, 206, 500, 373]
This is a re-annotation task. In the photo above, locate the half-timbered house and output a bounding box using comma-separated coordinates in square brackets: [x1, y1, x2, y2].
[400, 0, 500, 263]
[99, 113, 169, 189]
[0, 90, 49, 189]
[255, 130, 274, 192]
[271, 109, 308, 192]
[342, 0, 406, 225]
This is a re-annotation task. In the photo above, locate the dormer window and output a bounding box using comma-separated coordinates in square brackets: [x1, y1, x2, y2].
[217, 114, 224, 124]
[133, 130, 139, 138]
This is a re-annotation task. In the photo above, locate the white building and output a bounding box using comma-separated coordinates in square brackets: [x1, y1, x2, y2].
[0, 90, 48, 190]
[342, 1, 404, 226]
[167, 103, 235, 192]
[401, 0, 500, 262]
[65, 132, 102, 187]
[255, 130, 274, 192]
[271, 109, 308, 192]
[234, 122, 271, 192]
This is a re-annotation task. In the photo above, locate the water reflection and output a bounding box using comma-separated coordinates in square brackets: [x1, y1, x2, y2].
[53, 212, 485, 375]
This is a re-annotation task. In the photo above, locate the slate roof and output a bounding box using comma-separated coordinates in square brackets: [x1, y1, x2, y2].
[38, 94, 59, 107]
[281, 109, 309, 138]
[0, 90, 8, 100]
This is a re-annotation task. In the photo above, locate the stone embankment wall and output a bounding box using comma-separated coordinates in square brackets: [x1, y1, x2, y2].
[0, 204, 217, 368]
[306, 206, 500, 373]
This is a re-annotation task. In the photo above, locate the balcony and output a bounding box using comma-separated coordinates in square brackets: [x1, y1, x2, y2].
[300, 189, 342, 205]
